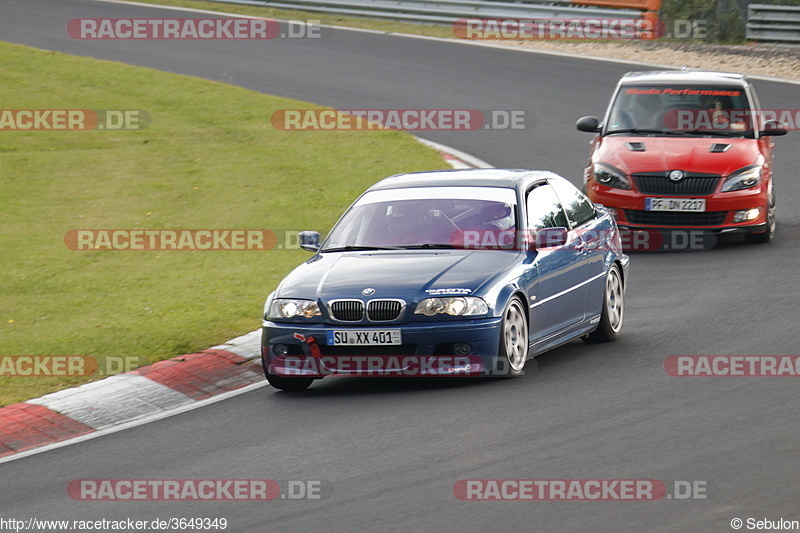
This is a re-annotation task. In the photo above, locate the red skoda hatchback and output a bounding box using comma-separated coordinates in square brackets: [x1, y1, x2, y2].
[577, 70, 787, 248]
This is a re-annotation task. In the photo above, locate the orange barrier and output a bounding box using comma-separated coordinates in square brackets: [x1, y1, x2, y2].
[642, 11, 661, 40]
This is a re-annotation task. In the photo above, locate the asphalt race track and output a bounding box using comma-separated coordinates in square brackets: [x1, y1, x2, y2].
[2, 1, 800, 531]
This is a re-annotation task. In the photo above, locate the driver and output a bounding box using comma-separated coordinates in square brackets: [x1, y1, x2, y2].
[386, 202, 428, 244]
[481, 203, 514, 230]
[629, 94, 662, 130]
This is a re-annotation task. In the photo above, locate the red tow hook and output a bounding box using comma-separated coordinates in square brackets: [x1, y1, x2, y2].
[293, 333, 322, 357]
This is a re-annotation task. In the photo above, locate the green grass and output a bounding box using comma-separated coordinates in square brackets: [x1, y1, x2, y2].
[0, 41, 448, 406]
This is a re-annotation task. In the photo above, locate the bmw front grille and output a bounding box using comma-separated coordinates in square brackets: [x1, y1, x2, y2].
[328, 299, 405, 322]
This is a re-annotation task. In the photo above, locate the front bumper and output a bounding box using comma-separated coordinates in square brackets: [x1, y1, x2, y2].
[262, 317, 504, 377]
[587, 182, 769, 250]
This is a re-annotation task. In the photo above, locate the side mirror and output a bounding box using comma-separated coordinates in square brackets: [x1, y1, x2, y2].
[761, 120, 788, 137]
[576, 116, 600, 133]
[533, 227, 569, 250]
[299, 231, 321, 252]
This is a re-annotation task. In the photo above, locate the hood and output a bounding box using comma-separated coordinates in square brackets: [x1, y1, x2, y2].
[594, 137, 762, 176]
[276, 249, 519, 302]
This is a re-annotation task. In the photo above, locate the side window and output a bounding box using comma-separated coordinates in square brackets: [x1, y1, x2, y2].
[549, 179, 597, 228]
[526, 184, 568, 230]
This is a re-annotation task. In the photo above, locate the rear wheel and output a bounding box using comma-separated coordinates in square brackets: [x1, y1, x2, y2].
[584, 263, 624, 343]
[496, 297, 528, 377]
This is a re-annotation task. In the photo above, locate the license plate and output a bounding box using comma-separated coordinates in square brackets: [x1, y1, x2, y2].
[645, 198, 706, 212]
[326, 329, 402, 345]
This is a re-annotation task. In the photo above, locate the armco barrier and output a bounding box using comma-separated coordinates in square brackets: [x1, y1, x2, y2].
[747, 4, 800, 44]
[573, 0, 660, 11]
[199, 0, 653, 24]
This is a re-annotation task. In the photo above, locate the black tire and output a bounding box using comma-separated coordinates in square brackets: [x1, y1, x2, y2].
[262, 348, 314, 391]
[265, 372, 314, 391]
[494, 296, 529, 377]
[584, 263, 624, 343]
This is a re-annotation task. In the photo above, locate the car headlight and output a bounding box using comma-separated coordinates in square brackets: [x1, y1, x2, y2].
[267, 298, 321, 319]
[722, 165, 762, 192]
[414, 297, 488, 317]
[593, 163, 631, 190]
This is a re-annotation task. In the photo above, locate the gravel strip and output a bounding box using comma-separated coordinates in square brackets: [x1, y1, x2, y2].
[484, 40, 800, 82]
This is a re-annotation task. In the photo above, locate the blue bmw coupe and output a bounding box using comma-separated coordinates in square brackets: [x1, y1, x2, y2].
[262, 169, 629, 390]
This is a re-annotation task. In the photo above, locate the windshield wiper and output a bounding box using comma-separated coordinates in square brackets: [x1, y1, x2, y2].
[678, 129, 749, 138]
[606, 128, 683, 136]
[320, 245, 406, 252]
[397, 244, 456, 249]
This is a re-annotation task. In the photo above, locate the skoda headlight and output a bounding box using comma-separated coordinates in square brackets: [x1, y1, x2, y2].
[267, 298, 321, 319]
[722, 165, 762, 192]
[414, 297, 488, 317]
[593, 163, 631, 190]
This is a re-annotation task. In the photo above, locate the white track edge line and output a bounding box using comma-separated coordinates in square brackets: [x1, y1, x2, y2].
[416, 137, 494, 169]
[0, 381, 269, 465]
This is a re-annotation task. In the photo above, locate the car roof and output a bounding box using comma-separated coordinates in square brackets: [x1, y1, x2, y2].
[618, 70, 749, 87]
[368, 168, 561, 191]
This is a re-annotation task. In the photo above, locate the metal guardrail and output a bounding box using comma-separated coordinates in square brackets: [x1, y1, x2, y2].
[203, 0, 643, 24]
[573, 0, 659, 11]
[747, 4, 800, 44]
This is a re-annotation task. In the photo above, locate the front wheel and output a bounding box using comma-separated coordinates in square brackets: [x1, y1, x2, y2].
[584, 263, 624, 343]
[262, 350, 314, 391]
[265, 372, 314, 391]
[496, 297, 529, 377]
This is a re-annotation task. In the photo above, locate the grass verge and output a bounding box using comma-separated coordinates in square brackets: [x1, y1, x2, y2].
[0, 41, 448, 406]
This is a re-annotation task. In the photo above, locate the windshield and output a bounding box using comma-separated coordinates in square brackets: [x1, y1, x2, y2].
[606, 85, 756, 138]
[322, 187, 517, 251]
